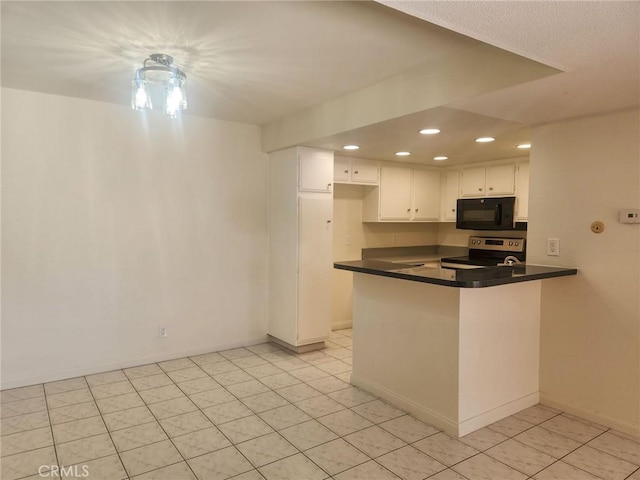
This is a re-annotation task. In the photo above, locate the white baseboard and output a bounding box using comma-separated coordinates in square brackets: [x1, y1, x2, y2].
[352, 374, 538, 437]
[458, 393, 539, 436]
[540, 394, 640, 440]
[351, 374, 459, 436]
[1, 335, 270, 390]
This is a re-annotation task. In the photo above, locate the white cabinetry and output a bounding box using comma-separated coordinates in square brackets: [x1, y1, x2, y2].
[440, 169, 460, 222]
[363, 166, 440, 222]
[300, 149, 334, 192]
[460, 166, 486, 197]
[487, 164, 516, 195]
[460, 164, 515, 197]
[515, 162, 530, 221]
[334, 157, 379, 185]
[268, 147, 333, 350]
[379, 167, 413, 221]
[413, 169, 441, 221]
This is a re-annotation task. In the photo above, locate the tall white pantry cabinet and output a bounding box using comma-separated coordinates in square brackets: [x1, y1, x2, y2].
[268, 147, 334, 351]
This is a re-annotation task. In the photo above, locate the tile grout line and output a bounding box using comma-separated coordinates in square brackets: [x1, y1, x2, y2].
[83, 376, 131, 480]
[41, 386, 60, 478]
[164, 344, 359, 478]
[468, 412, 616, 480]
[121, 361, 202, 480]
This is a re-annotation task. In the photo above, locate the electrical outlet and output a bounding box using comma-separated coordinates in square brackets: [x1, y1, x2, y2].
[547, 238, 560, 256]
[346, 235, 352, 246]
[159, 327, 168, 338]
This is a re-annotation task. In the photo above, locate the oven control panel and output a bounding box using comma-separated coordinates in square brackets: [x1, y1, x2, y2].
[468, 236, 526, 253]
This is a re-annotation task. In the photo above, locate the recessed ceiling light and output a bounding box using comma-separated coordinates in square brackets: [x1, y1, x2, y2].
[395, 151, 411, 156]
[475, 137, 495, 143]
[517, 143, 531, 149]
[433, 156, 448, 161]
[343, 145, 360, 150]
[419, 128, 440, 135]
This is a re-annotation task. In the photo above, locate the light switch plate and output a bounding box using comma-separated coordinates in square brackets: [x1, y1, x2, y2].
[619, 209, 640, 224]
[547, 238, 559, 256]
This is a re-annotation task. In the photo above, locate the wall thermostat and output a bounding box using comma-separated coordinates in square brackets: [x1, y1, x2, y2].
[619, 209, 640, 224]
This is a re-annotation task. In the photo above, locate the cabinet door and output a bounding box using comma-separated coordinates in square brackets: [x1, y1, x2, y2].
[515, 162, 530, 220]
[299, 149, 333, 193]
[486, 164, 515, 195]
[441, 169, 460, 221]
[334, 157, 351, 183]
[412, 169, 441, 221]
[351, 159, 379, 184]
[379, 167, 412, 221]
[298, 197, 333, 343]
[460, 166, 486, 197]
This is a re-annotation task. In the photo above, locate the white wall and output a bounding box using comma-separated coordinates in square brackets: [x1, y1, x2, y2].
[1, 88, 269, 388]
[527, 109, 640, 435]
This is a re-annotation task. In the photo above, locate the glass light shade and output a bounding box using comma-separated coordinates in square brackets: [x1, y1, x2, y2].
[131, 80, 151, 111]
[164, 77, 187, 118]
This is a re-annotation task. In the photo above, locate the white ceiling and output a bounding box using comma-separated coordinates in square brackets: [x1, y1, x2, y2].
[2, 1, 638, 166]
[0, 1, 478, 125]
[381, 0, 640, 126]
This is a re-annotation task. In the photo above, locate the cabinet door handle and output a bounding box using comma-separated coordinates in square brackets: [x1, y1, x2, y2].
[407, 208, 411, 213]
[344, 169, 349, 174]
[354, 170, 359, 174]
[327, 183, 332, 189]
[489, 187, 494, 191]
[452, 208, 455, 212]
[478, 188, 483, 191]
[327, 220, 332, 224]
[415, 209, 419, 213]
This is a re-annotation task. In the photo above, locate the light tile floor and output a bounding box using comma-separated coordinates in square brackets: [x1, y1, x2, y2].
[1, 329, 639, 480]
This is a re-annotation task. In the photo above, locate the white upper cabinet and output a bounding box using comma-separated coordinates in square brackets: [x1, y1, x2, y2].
[334, 157, 351, 183]
[299, 147, 334, 192]
[351, 159, 380, 184]
[412, 169, 441, 221]
[460, 163, 515, 197]
[363, 165, 440, 222]
[460, 166, 487, 197]
[441, 169, 460, 221]
[486, 164, 516, 195]
[379, 167, 413, 221]
[334, 157, 379, 185]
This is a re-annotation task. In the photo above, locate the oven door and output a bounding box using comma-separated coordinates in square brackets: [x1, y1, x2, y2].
[456, 197, 515, 230]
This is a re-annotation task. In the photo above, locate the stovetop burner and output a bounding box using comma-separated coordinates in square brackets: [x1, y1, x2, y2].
[441, 236, 526, 268]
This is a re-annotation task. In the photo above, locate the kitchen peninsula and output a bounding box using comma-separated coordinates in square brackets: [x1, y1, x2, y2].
[334, 257, 577, 437]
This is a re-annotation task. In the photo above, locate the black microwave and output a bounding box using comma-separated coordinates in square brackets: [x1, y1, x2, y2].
[456, 196, 516, 230]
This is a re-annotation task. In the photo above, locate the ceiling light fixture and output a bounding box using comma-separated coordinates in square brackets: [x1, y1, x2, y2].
[343, 145, 360, 150]
[433, 156, 448, 161]
[131, 54, 187, 118]
[419, 128, 440, 135]
[517, 143, 531, 149]
[395, 151, 411, 156]
[475, 137, 495, 143]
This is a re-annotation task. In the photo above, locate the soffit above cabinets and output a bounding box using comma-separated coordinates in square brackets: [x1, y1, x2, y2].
[302, 107, 531, 167]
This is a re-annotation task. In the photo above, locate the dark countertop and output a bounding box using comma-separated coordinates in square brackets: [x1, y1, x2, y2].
[334, 259, 578, 288]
